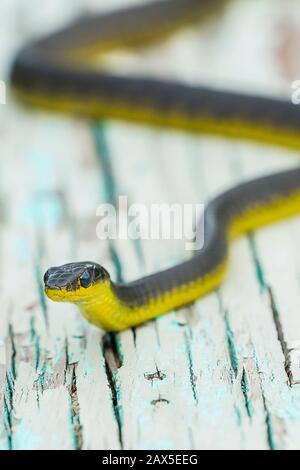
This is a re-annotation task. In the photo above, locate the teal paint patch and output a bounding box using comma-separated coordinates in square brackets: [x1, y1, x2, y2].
[223, 309, 239, 380]
[15, 237, 32, 262]
[8, 330, 16, 381]
[265, 408, 277, 450]
[84, 363, 95, 377]
[92, 123, 117, 205]
[248, 235, 268, 292]
[30, 316, 40, 371]
[140, 439, 174, 450]
[234, 406, 242, 426]
[20, 151, 64, 227]
[113, 373, 124, 427]
[5, 375, 13, 410]
[3, 399, 12, 450]
[216, 289, 239, 381]
[21, 193, 64, 227]
[109, 241, 123, 283]
[34, 263, 48, 327]
[196, 385, 232, 422]
[267, 386, 300, 423]
[28, 151, 55, 191]
[68, 395, 77, 450]
[37, 361, 47, 393]
[12, 421, 42, 450]
[170, 320, 187, 329]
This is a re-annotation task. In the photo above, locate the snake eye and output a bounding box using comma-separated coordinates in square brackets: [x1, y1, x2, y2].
[80, 270, 92, 288]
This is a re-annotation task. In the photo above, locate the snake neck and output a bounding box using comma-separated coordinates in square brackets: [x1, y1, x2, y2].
[77, 280, 130, 331]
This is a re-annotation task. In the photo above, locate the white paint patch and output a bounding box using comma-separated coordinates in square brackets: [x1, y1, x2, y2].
[0, 340, 6, 365]
[0, 80, 6, 104]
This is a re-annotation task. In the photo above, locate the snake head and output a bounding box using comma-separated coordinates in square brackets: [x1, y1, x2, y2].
[44, 261, 110, 302]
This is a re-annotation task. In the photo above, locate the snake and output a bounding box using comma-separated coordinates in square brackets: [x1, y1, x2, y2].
[10, 0, 300, 331]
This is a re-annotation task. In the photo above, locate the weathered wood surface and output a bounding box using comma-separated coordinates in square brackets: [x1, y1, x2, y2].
[1, 0, 300, 450]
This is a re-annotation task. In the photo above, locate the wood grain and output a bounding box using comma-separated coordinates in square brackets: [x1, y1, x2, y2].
[1, 0, 300, 450]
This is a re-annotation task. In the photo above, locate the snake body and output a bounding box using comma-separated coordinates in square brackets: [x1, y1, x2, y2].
[11, 0, 300, 331]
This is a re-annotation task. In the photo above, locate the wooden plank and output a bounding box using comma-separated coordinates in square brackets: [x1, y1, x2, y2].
[1, 0, 300, 450]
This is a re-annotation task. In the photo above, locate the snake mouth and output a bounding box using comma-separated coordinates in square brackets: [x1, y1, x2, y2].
[44, 286, 69, 301]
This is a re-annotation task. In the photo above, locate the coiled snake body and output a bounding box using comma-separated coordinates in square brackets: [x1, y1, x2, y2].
[11, 0, 300, 331]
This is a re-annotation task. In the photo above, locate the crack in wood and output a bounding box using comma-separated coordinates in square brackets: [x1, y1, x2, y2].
[248, 235, 267, 292]
[93, 123, 118, 206]
[66, 362, 83, 450]
[131, 327, 137, 348]
[102, 334, 123, 449]
[8, 324, 16, 381]
[254, 355, 285, 450]
[261, 388, 277, 450]
[89, 123, 128, 448]
[223, 310, 239, 381]
[34, 262, 49, 328]
[249, 238, 292, 386]
[144, 364, 166, 382]
[240, 367, 252, 418]
[3, 324, 16, 449]
[217, 295, 239, 381]
[35, 361, 47, 396]
[3, 397, 13, 450]
[65, 339, 83, 450]
[153, 321, 161, 349]
[267, 287, 293, 387]
[29, 316, 40, 372]
[103, 334, 123, 372]
[285, 342, 300, 386]
[151, 396, 170, 406]
[184, 328, 198, 404]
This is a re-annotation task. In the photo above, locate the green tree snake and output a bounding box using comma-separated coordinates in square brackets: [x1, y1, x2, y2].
[10, 0, 300, 331]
